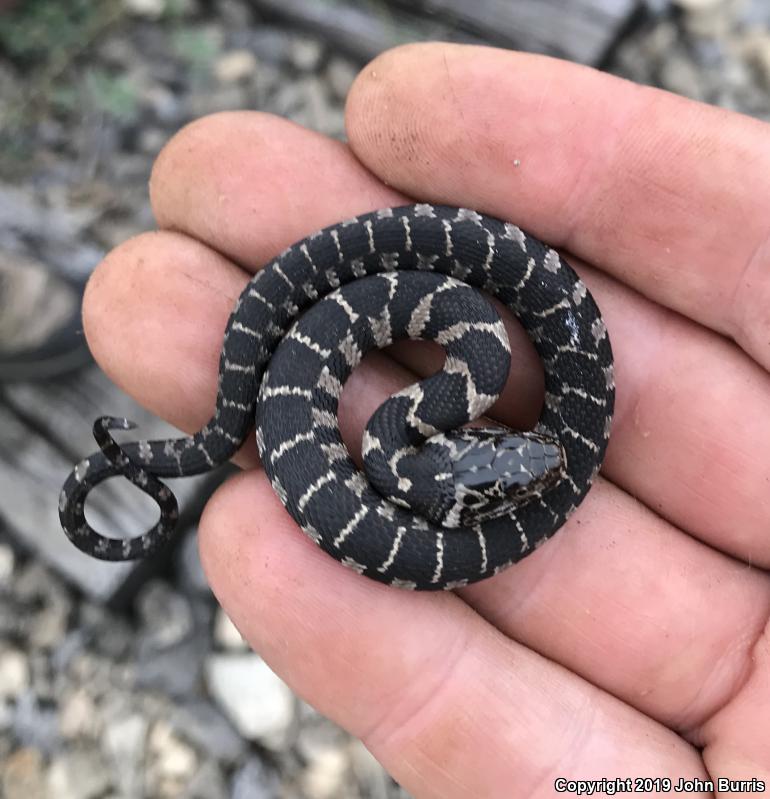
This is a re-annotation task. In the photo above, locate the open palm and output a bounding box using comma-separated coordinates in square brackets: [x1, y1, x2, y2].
[85, 44, 770, 796]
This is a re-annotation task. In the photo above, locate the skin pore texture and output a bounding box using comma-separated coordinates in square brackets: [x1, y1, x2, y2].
[83, 43, 770, 798]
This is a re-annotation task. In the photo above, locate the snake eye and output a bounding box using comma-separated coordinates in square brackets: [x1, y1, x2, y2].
[461, 491, 486, 509]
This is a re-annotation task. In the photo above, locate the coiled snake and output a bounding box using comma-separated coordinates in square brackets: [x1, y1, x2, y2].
[59, 204, 614, 590]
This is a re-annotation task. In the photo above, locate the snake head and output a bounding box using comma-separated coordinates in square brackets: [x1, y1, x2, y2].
[446, 427, 565, 527]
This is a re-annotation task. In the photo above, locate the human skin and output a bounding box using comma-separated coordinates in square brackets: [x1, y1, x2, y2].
[83, 44, 770, 797]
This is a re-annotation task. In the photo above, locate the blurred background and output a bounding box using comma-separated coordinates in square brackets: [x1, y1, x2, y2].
[0, 1, 768, 797]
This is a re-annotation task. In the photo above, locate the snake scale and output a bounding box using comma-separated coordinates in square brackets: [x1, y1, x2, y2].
[59, 204, 614, 590]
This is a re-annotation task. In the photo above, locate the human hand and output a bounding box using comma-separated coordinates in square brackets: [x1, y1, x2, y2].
[84, 43, 770, 796]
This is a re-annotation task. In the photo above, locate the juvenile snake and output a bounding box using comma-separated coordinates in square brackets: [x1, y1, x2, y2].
[59, 204, 614, 590]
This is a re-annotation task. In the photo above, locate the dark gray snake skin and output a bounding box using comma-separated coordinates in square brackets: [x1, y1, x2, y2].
[59, 204, 614, 590]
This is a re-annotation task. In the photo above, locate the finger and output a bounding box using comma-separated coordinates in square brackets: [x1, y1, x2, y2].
[345, 43, 770, 371]
[586, 261, 770, 564]
[149, 111, 406, 270]
[459, 479, 770, 737]
[83, 231, 260, 470]
[198, 469, 708, 798]
[86, 228, 770, 738]
[700, 638, 770, 786]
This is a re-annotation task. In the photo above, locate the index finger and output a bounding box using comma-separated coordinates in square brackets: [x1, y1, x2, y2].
[345, 43, 770, 370]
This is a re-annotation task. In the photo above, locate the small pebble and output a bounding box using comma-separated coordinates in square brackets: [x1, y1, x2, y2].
[326, 57, 358, 99]
[123, 0, 166, 17]
[205, 654, 295, 749]
[47, 747, 112, 799]
[0, 543, 15, 582]
[300, 746, 349, 799]
[213, 607, 247, 650]
[230, 756, 281, 799]
[171, 699, 247, 764]
[59, 689, 99, 739]
[290, 36, 323, 71]
[185, 759, 229, 799]
[104, 714, 148, 798]
[215, 50, 259, 83]
[2, 748, 47, 799]
[0, 648, 29, 700]
[136, 580, 194, 649]
[147, 720, 199, 797]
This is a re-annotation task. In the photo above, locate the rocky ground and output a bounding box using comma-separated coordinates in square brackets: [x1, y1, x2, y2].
[0, 0, 768, 797]
[0, 535, 398, 798]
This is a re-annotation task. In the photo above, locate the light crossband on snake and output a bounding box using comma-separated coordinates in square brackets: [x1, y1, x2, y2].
[59, 204, 614, 590]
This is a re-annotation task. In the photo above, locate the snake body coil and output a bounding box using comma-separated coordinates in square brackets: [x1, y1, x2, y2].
[59, 204, 614, 590]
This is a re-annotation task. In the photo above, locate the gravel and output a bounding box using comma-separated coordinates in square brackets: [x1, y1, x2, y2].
[0, 538, 403, 797]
